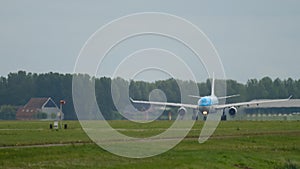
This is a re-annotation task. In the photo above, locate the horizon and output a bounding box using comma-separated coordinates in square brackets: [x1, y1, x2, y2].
[1, 70, 298, 84]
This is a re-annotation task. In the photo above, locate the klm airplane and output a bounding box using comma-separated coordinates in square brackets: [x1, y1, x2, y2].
[130, 75, 292, 120]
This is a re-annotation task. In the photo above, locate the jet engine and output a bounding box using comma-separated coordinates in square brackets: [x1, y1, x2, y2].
[178, 107, 187, 120]
[228, 107, 237, 116]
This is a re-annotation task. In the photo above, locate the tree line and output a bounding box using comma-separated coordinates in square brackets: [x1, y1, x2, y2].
[0, 71, 299, 120]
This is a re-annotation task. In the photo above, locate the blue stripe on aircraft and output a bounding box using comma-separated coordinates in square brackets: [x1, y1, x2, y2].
[199, 97, 212, 106]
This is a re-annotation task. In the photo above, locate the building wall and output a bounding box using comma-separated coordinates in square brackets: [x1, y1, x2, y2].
[41, 107, 60, 120]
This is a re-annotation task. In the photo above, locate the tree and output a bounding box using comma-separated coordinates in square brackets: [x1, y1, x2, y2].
[273, 78, 287, 98]
[0, 71, 300, 120]
[259, 76, 273, 98]
[0, 105, 17, 120]
[246, 79, 260, 100]
[6, 71, 35, 105]
[284, 78, 295, 98]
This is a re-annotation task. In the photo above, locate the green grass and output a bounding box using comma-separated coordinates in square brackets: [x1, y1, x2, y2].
[0, 120, 299, 169]
[0, 121, 90, 146]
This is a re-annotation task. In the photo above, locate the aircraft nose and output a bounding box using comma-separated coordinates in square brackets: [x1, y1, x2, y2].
[199, 98, 206, 105]
[199, 97, 211, 106]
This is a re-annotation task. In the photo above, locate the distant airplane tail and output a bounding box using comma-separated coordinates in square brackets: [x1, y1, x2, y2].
[188, 73, 240, 99]
[210, 73, 240, 99]
[211, 73, 215, 96]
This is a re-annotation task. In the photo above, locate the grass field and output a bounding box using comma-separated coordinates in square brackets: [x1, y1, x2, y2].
[0, 120, 299, 169]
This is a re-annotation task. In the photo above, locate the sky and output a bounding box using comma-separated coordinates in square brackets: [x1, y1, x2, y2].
[0, 0, 299, 83]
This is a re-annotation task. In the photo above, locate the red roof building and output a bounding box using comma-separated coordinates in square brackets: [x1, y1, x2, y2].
[16, 97, 60, 120]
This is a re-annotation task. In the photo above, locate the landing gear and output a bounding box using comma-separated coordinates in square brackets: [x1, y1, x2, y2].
[221, 109, 227, 121]
[192, 109, 199, 120]
[192, 109, 198, 120]
[221, 115, 227, 121]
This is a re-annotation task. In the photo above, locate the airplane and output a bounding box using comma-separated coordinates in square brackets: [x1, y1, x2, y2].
[130, 75, 292, 120]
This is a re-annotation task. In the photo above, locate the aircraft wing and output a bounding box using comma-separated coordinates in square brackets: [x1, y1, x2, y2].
[218, 94, 240, 100]
[130, 98, 198, 109]
[214, 96, 292, 110]
[188, 95, 202, 99]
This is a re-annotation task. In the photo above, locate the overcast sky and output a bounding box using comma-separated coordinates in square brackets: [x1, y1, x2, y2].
[0, 0, 299, 83]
